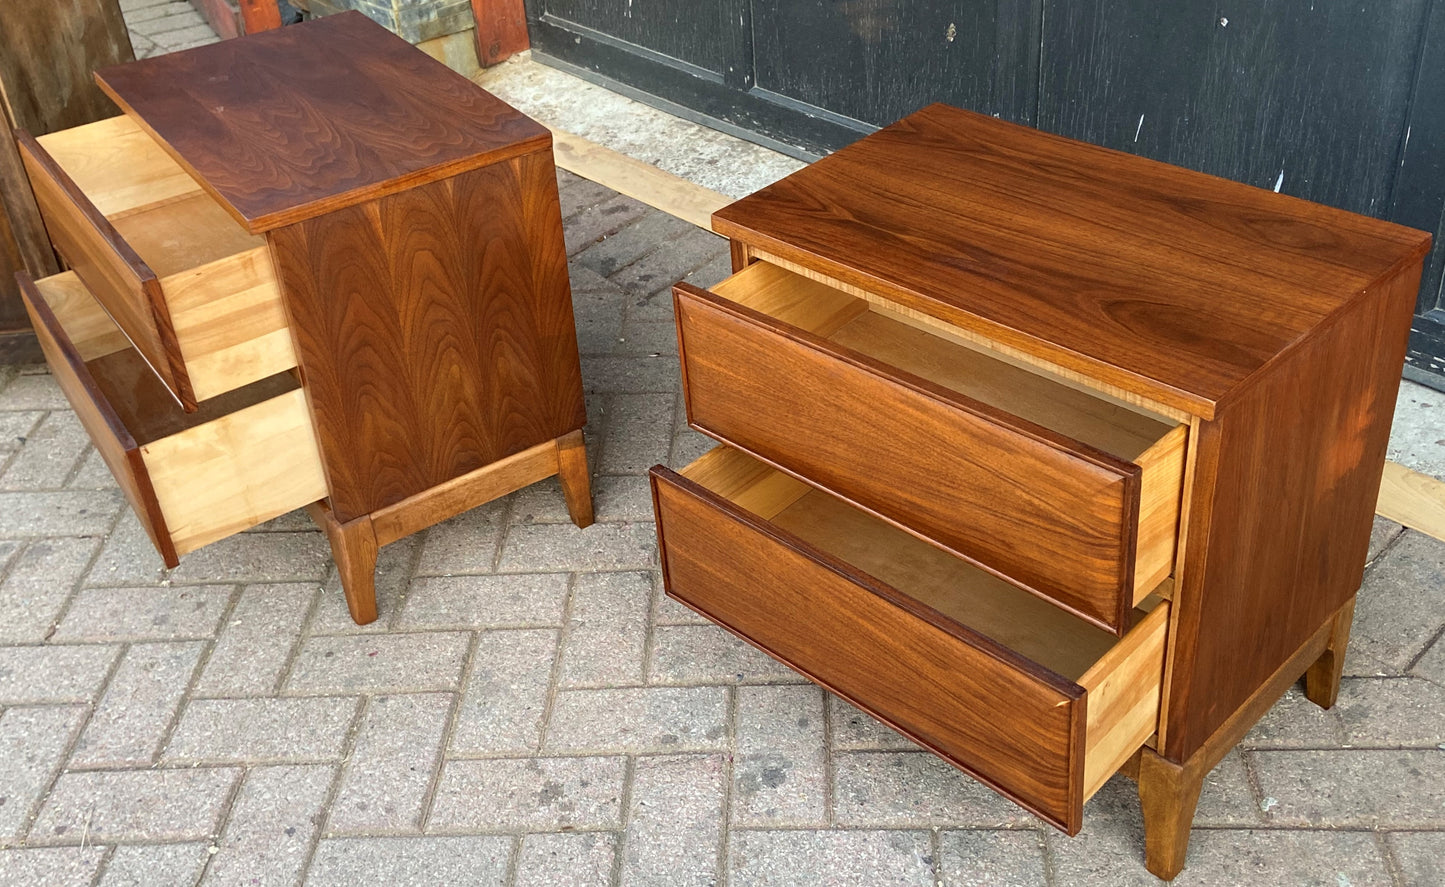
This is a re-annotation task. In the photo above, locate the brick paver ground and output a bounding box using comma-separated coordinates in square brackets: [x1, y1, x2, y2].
[3, 9, 1442, 884]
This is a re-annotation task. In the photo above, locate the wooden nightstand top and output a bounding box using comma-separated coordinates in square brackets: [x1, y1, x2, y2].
[713, 104, 1432, 418]
[94, 11, 549, 234]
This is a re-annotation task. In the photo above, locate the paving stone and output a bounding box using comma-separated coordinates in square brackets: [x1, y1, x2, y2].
[0, 705, 87, 838]
[1413, 632, 1445, 686]
[88, 515, 329, 586]
[733, 684, 827, 826]
[828, 695, 919, 751]
[1388, 830, 1445, 887]
[682, 251, 734, 291]
[597, 393, 675, 474]
[30, 768, 240, 843]
[307, 836, 511, 887]
[165, 696, 358, 763]
[397, 573, 568, 630]
[310, 535, 419, 633]
[121, 1, 194, 24]
[193, 583, 314, 696]
[97, 843, 208, 887]
[202, 764, 333, 887]
[449, 629, 558, 755]
[575, 211, 695, 277]
[563, 194, 650, 256]
[938, 829, 1047, 887]
[0, 847, 106, 887]
[559, 570, 650, 687]
[833, 751, 1037, 827]
[1368, 515, 1405, 561]
[614, 319, 681, 356]
[1039, 778, 1155, 887]
[0, 412, 89, 490]
[0, 374, 69, 410]
[728, 830, 934, 887]
[414, 502, 506, 576]
[558, 170, 618, 218]
[622, 754, 726, 887]
[428, 756, 626, 831]
[0, 411, 41, 451]
[65, 448, 116, 489]
[1191, 749, 1264, 826]
[1170, 829, 1392, 887]
[1240, 683, 1343, 748]
[0, 536, 99, 643]
[0, 490, 120, 538]
[653, 576, 714, 626]
[285, 632, 470, 694]
[1253, 749, 1445, 827]
[71, 641, 204, 767]
[612, 226, 727, 305]
[1336, 677, 1445, 746]
[329, 693, 452, 834]
[0, 645, 119, 703]
[546, 686, 728, 753]
[580, 355, 679, 393]
[54, 586, 232, 641]
[496, 521, 656, 573]
[511, 474, 654, 523]
[515, 832, 615, 887]
[1351, 532, 1445, 672]
[649, 625, 797, 685]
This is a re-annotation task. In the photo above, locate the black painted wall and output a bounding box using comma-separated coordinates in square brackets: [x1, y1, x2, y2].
[525, 0, 1445, 384]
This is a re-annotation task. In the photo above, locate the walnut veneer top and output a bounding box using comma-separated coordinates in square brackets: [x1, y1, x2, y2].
[94, 11, 549, 234]
[713, 104, 1432, 418]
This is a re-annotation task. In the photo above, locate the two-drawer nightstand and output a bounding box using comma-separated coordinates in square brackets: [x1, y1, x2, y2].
[649, 104, 1430, 878]
[16, 12, 593, 625]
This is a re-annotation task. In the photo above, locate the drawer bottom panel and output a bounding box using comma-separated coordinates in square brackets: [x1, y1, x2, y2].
[20, 271, 328, 566]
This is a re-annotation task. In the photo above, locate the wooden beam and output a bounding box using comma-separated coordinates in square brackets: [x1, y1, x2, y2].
[542, 125, 1445, 542]
[549, 128, 731, 230]
[470, 0, 528, 67]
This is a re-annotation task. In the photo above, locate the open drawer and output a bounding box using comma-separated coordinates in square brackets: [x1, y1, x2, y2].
[19, 271, 327, 566]
[651, 445, 1169, 833]
[19, 115, 294, 411]
[673, 261, 1187, 635]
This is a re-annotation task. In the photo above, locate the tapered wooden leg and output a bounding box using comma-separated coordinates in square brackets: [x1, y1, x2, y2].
[307, 502, 379, 625]
[1137, 747, 1205, 881]
[556, 429, 594, 529]
[1304, 596, 1355, 709]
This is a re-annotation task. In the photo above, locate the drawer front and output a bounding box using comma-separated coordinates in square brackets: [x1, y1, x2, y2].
[20, 271, 327, 566]
[20, 125, 293, 411]
[651, 463, 1090, 831]
[675, 284, 1142, 634]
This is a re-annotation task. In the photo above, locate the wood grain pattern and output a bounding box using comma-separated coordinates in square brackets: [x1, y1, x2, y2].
[0, 0, 132, 136]
[549, 128, 732, 229]
[714, 104, 1432, 418]
[1376, 460, 1445, 543]
[651, 459, 1090, 833]
[95, 11, 551, 233]
[1163, 260, 1422, 761]
[470, 0, 529, 66]
[555, 429, 595, 529]
[307, 502, 379, 626]
[1080, 597, 1168, 797]
[19, 271, 177, 565]
[675, 278, 1144, 635]
[268, 150, 586, 522]
[35, 116, 201, 219]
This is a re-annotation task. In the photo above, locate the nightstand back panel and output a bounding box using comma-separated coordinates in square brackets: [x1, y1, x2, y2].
[269, 151, 586, 522]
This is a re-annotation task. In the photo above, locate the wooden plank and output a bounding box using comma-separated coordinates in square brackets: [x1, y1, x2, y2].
[30, 271, 129, 361]
[549, 128, 731, 229]
[675, 279, 1142, 635]
[1377, 461, 1445, 543]
[469, 0, 528, 67]
[0, 0, 132, 135]
[36, 116, 203, 219]
[1081, 598, 1169, 798]
[143, 386, 327, 555]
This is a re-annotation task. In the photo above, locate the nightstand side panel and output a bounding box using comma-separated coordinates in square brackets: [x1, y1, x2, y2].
[268, 149, 586, 522]
[1162, 260, 1423, 761]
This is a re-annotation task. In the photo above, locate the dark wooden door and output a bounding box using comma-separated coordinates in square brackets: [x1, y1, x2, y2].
[524, 0, 1445, 387]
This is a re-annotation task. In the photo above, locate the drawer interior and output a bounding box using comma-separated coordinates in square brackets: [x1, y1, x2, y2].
[680, 444, 1159, 683]
[712, 261, 1188, 599]
[31, 271, 327, 561]
[37, 115, 267, 275]
[32, 116, 294, 406]
[671, 444, 1169, 806]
